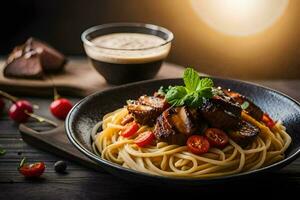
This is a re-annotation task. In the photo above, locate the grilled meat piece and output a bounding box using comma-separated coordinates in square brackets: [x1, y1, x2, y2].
[154, 109, 176, 139]
[3, 38, 66, 79]
[201, 100, 241, 129]
[170, 107, 198, 136]
[223, 89, 263, 121]
[28, 38, 66, 72]
[4, 53, 44, 79]
[228, 120, 260, 146]
[127, 95, 169, 126]
[154, 107, 201, 145]
[138, 95, 168, 110]
[127, 101, 160, 125]
[212, 95, 242, 117]
[202, 91, 259, 146]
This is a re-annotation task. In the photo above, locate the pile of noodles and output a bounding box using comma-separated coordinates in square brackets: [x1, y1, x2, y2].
[91, 107, 291, 178]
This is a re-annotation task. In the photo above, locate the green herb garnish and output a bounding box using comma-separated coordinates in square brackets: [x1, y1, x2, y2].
[19, 157, 27, 169]
[157, 86, 172, 96]
[241, 101, 250, 110]
[165, 68, 214, 107]
[0, 146, 6, 156]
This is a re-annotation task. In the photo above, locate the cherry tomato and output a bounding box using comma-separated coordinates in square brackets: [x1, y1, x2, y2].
[9, 100, 33, 123]
[134, 131, 155, 147]
[19, 159, 45, 178]
[121, 121, 139, 137]
[50, 98, 73, 120]
[204, 128, 229, 149]
[187, 135, 210, 155]
[0, 98, 4, 113]
[262, 113, 276, 128]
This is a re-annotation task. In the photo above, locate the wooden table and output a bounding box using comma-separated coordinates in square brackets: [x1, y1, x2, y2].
[1, 60, 300, 199]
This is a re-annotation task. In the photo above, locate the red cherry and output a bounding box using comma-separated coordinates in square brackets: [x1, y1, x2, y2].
[50, 98, 73, 120]
[0, 98, 5, 113]
[9, 100, 33, 123]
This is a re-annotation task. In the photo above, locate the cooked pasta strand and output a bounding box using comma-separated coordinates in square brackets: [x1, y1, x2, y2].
[91, 108, 291, 178]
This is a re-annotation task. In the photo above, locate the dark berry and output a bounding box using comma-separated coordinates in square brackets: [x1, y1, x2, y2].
[54, 160, 67, 173]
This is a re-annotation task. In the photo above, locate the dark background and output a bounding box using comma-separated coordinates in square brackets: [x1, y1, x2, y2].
[1, 0, 300, 79]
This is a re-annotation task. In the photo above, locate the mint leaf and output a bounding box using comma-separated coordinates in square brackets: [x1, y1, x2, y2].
[196, 78, 214, 91]
[241, 101, 250, 110]
[166, 86, 187, 106]
[165, 68, 214, 108]
[198, 87, 213, 98]
[183, 92, 203, 107]
[0, 146, 6, 156]
[183, 68, 200, 92]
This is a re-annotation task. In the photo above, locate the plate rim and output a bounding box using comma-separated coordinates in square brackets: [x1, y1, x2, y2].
[65, 77, 300, 182]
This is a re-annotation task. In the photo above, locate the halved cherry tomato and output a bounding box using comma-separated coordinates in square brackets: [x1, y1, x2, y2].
[187, 135, 210, 155]
[134, 131, 155, 147]
[19, 158, 45, 178]
[204, 128, 229, 149]
[120, 121, 139, 137]
[262, 113, 276, 128]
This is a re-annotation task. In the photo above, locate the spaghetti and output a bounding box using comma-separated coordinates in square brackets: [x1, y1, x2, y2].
[91, 107, 291, 178]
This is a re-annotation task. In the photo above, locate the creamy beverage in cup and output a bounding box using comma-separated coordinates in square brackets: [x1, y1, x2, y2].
[82, 23, 173, 84]
[85, 33, 171, 65]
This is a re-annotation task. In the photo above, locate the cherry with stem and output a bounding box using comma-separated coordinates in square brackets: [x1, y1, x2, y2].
[0, 90, 57, 127]
[49, 77, 73, 120]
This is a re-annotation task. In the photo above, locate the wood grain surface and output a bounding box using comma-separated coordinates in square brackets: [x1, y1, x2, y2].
[0, 58, 185, 97]
[1, 59, 300, 199]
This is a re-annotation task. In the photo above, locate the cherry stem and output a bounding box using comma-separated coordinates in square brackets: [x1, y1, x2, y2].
[24, 110, 58, 127]
[48, 75, 60, 100]
[53, 87, 60, 100]
[1, 90, 56, 127]
[0, 90, 39, 109]
[19, 157, 27, 168]
[0, 90, 18, 102]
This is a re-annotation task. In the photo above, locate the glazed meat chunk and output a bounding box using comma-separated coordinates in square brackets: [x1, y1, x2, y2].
[127, 95, 169, 126]
[201, 99, 241, 129]
[154, 107, 200, 145]
[223, 89, 263, 121]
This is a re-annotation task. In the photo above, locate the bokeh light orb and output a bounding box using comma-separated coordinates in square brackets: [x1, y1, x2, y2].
[190, 0, 289, 36]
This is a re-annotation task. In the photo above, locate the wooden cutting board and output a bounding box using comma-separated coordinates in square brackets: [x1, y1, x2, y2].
[19, 123, 101, 170]
[0, 58, 185, 97]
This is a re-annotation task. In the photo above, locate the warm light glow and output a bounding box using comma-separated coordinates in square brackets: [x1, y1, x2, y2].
[190, 0, 289, 36]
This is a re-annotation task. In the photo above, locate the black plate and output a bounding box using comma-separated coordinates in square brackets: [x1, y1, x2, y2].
[66, 78, 300, 186]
